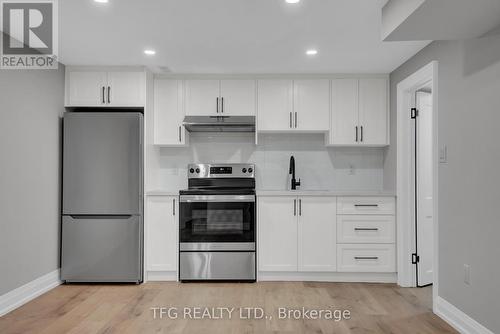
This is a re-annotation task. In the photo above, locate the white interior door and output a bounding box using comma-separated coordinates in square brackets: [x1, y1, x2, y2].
[219, 79, 256, 116]
[298, 196, 337, 271]
[184, 79, 220, 115]
[330, 79, 359, 145]
[415, 90, 434, 286]
[258, 196, 297, 271]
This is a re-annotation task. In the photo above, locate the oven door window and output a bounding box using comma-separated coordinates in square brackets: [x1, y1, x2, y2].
[180, 201, 255, 243]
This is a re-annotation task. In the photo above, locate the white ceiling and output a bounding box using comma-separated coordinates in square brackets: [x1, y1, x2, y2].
[59, 0, 429, 73]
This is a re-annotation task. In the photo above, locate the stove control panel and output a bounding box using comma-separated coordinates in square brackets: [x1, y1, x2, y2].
[188, 163, 255, 178]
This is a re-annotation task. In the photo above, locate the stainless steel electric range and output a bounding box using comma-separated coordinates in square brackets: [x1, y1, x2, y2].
[179, 163, 256, 282]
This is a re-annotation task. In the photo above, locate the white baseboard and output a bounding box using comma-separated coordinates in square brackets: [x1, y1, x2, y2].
[258, 271, 397, 283]
[435, 297, 494, 334]
[146, 271, 178, 282]
[0, 269, 61, 317]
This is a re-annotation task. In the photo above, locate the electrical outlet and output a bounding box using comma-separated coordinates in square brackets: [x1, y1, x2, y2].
[464, 264, 471, 285]
[439, 145, 448, 163]
[349, 164, 356, 175]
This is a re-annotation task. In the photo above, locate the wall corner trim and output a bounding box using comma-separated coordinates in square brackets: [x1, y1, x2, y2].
[435, 297, 494, 334]
[0, 269, 61, 317]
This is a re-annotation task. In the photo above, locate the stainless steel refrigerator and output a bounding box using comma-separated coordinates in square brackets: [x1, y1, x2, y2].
[61, 112, 143, 283]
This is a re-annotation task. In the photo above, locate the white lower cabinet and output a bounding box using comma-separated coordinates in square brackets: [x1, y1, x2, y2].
[258, 196, 297, 271]
[258, 196, 336, 272]
[146, 195, 178, 274]
[337, 244, 396, 272]
[258, 195, 397, 280]
[298, 196, 337, 271]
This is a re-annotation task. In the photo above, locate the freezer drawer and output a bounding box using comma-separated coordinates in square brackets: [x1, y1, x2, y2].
[180, 252, 255, 281]
[61, 215, 143, 282]
[63, 112, 143, 215]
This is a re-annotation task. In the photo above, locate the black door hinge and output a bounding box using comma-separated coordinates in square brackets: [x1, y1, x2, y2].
[411, 108, 419, 119]
[412, 253, 420, 264]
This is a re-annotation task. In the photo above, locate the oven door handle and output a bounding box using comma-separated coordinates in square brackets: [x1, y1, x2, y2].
[180, 195, 255, 203]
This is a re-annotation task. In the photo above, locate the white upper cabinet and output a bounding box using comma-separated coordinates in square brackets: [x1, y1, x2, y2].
[106, 72, 146, 107]
[257, 80, 294, 131]
[184, 80, 220, 116]
[329, 77, 388, 146]
[293, 80, 330, 131]
[219, 79, 256, 116]
[330, 79, 359, 145]
[257, 79, 329, 132]
[153, 79, 187, 146]
[65, 68, 145, 107]
[66, 71, 108, 106]
[298, 196, 337, 272]
[359, 78, 388, 145]
[184, 79, 256, 116]
[258, 196, 298, 271]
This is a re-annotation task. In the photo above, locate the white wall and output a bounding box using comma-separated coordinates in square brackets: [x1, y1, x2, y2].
[0, 66, 65, 295]
[385, 35, 500, 332]
[147, 133, 384, 192]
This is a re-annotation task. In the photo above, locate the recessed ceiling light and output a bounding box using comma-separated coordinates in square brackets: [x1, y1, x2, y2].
[306, 49, 318, 56]
[144, 49, 156, 56]
[286, 0, 300, 3]
[94, 0, 108, 3]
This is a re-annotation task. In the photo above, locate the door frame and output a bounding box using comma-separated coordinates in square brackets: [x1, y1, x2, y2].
[396, 61, 439, 309]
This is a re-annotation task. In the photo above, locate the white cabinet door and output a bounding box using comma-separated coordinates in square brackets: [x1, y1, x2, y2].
[330, 79, 359, 145]
[298, 196, 337, 272]
[220, 80, 256, 116]
[146, 196, 177, 272]
[293, 80, 330, 131]
[359, 78, 388, 145]
[184, 79, 220, 116]
[66, 71, 107, 106]
[258, 196, 297, 271]
[107, 71, 145, 107]
[257, 80, 293, 131]
[153, 79, 186, 146]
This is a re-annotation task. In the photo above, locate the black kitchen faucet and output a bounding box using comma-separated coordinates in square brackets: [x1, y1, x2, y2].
[289, 155, 301, 190]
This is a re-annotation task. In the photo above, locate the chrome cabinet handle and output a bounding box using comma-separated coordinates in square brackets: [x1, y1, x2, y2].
[355, 126, 358, 142]
[216, 97, 219, 113]
[221, 97, 224, 113]
[354, 256, 379, 260]
[178, 126, 182, 142]
[299, 199, 302, 216]
[295, 112, 298, 128]
[102, 87, 106, 104]
[293, 199, 297, 216]
[173, 199, 176, 215]
[361, 126, 364, 142]
[354, 228, 379, 231]
[290, 112, 292, 128]
[107, 86, 111, 104]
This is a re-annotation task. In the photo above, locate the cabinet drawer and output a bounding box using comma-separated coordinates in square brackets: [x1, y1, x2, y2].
[337, 244, 395, 272]
[337, 197, 395, 215]
[337, 215, 395, 244]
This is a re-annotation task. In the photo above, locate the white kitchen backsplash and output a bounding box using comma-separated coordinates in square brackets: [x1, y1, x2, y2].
[147, 133, 384, 191]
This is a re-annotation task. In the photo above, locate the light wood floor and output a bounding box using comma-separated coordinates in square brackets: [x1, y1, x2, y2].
[0, 282, 457, 334]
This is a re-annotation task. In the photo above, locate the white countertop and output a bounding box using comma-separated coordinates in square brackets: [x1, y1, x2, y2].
[256, 190, 396, 197]
[146, 189, 395, 197]
[146, 190, 179, 196]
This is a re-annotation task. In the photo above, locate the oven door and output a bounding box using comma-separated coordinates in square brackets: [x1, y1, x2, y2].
[179, 195, 255, 251]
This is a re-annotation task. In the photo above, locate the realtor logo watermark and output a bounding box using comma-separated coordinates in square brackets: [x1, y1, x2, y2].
[1, 0, 58, 69]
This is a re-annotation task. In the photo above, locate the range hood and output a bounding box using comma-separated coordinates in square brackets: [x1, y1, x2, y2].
[183, 116, 255, 133]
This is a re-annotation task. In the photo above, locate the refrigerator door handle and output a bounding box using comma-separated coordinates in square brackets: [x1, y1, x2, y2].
[68, 215, 133, 220]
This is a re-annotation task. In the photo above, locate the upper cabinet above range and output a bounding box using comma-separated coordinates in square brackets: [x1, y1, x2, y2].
[257, 79, 330, 132]
[184, 79, 256, 116]
[65, 67, 146, 107]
